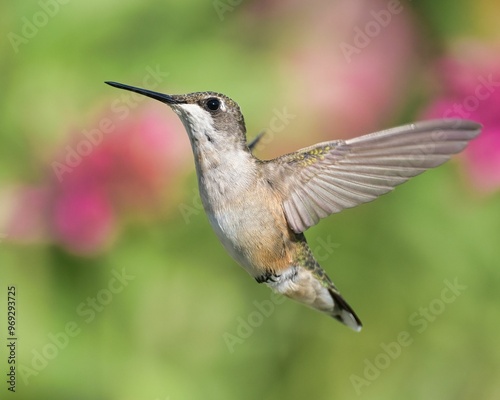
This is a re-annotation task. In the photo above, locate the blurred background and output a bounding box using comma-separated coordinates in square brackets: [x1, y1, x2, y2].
[1, 0, 499, 399]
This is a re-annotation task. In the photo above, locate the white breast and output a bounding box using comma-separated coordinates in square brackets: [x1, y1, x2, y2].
[199, 160, 264, 275]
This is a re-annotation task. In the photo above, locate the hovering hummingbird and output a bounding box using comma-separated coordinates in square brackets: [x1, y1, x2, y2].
[105, 81, 481, 331]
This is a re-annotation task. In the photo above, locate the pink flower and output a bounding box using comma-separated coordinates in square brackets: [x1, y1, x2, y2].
[423, 43, 500, 193]
[247, 0, 417, 141]
[52, 185, 115, 254]
[3, 105, 190, 256]
[0, 186, 50, 244]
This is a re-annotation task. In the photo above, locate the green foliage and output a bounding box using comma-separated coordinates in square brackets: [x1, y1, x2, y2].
[1, 1, 499, 399]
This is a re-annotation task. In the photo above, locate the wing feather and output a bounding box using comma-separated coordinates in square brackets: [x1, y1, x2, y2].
[265, 119, 481, 233]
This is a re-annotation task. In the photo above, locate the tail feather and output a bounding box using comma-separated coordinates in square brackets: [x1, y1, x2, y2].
[328, 289, 362, 332]
[265, 264, 362, 331]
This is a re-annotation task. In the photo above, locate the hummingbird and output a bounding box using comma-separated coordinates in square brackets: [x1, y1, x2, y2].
[105, 81, 481, 331]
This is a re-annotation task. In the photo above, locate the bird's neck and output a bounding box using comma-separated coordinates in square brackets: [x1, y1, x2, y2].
[191, 141, 257, 210]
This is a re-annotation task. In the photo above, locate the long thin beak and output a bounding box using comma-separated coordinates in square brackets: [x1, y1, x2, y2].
[105, 81, 181, 104]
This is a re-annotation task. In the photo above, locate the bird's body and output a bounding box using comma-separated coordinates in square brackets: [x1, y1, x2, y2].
[194, 135, 361, 328]
[106, 81, 481, 331]
[174, 95, 361, 330]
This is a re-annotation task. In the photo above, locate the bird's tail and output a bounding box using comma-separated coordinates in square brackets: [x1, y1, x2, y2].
[327, 288, 362, 332]
[267, 264, 362, 332]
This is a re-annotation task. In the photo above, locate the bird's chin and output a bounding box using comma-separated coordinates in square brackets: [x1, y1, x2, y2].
[170, 106, 183, 116]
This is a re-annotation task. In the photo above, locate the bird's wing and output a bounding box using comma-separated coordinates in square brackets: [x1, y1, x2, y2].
[247, 130, 266, 151]
[266, 119, 481, 233]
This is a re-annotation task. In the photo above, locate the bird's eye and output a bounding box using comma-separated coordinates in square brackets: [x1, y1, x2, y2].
[206, 98, 221, 111]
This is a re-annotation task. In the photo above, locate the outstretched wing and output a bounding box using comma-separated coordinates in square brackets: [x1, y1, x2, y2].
[266, 119, 481, 233]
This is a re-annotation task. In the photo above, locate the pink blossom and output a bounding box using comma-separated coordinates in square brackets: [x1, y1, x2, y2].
[52, 184, 115, 254]
[3, 106, 190, 256]
[247, 0, 417, 140]
[423, 44, 500, 193]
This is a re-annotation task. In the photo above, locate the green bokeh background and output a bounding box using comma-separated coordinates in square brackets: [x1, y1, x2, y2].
[1, 1, 499, 399]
